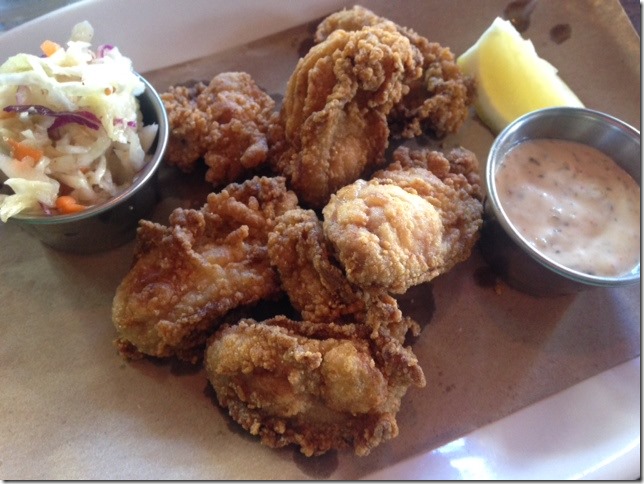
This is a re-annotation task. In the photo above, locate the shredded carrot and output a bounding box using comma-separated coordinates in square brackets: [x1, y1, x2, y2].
[0, 111, 17, 120]
[8, 139, 43, 162]
[40, 40, 61, 57]
[55, 195, 86, 214]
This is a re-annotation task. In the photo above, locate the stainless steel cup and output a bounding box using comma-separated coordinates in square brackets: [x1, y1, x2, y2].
[480, 107, 641, 296]
[8, 75, 169, 254]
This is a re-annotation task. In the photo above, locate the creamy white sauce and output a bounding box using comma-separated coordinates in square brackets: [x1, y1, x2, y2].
[495, 138, 640, 277]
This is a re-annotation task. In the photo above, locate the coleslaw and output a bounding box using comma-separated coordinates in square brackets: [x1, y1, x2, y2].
[0, 21, 158, 221]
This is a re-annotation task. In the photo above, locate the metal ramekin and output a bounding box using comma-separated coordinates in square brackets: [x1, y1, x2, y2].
[8, 75, 169, 254]
[479, 107, 641, 296]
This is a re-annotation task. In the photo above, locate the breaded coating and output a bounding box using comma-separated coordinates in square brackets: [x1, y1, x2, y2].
[268, 207, 366, 324]
[323, 179, 443, 294]
[322, 146, 483, 294]
[391, 144, 483, 200]
[205, 316, 425, 457]
[161, 72, 279, 186]
[271, 26, 422, 209]
[267, 207, 419, 342]
[315, 5, 475, 138]
[111, 6, 486, 460]
[112, 176, 298, 362]
[314, 4, 391, 42]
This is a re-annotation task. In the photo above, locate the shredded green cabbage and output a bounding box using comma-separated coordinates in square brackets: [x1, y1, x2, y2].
[0, 21, 158, 221]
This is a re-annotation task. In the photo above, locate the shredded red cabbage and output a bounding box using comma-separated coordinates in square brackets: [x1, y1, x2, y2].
[113, 118, 138, 130]
[97, 44, 114, 58]
[3, 104, 101, 139]
[39, 201, 54, 215]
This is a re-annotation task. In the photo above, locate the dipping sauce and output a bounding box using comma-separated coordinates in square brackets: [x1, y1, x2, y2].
[495, 138, 640, 277]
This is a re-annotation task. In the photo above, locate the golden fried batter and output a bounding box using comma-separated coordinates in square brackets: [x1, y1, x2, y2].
[267, 207, 419, 342]
[315, 5, 475, 138]
[271, 25, 422, 209]
[205, 206, 425, 456]
[268, 208, 366, 324]
[112, 176, 298, 362]
[112, 6, 485, 460]
[205, 316, 425, 457]
[322, 146, 483, 294]
[390, 145, 483, 200]
[161, 72, 279, 186]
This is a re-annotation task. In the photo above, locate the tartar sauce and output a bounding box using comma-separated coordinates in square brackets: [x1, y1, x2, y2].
[495, 138, 640, 277]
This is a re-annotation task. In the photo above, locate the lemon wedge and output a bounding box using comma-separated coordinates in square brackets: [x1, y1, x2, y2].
[457, 17, 584, 134]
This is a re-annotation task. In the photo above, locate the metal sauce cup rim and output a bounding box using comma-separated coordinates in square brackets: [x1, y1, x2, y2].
[10, 74, 169, 226]
[485, 107, 641, 288]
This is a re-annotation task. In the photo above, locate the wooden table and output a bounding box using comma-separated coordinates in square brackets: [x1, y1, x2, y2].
[620, 0, 641, 35]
